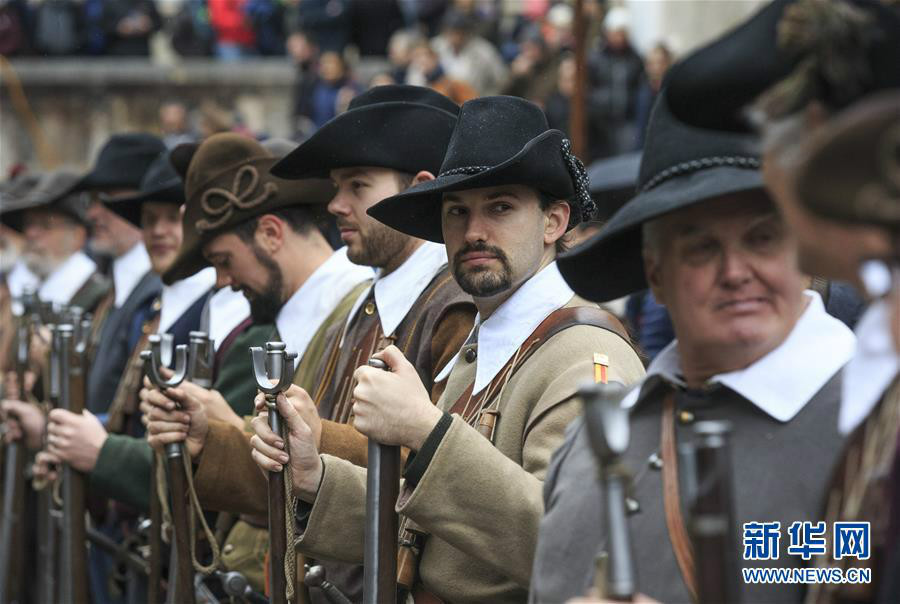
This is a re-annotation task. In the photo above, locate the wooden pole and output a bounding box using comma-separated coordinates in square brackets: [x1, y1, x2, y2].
[571, 0, 589, 159]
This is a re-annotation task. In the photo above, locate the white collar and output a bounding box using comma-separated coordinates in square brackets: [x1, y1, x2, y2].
[37, 251, 97, 307]
[7, 260, 40, 315]
[438, 262, 574, 394]
[278, 247, 373, 360]
[345, 241, 447, 339]
[623, 291, 856, 422]
[206, 287, 251, 350]
[159, 267, 216, 334]
[112, 243, 152, 307]
[839, 300, 900, 435]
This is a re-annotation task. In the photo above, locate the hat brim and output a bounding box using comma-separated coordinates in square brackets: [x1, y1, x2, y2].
[161, 232, 208, 285]
[558, 166, 765, 302]
[271, 102, 458, 180]
[101, 180, 184, 228]
[368, 130, 571, 242]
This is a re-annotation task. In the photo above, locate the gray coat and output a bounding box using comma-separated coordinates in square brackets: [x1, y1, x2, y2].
[86, 270, 161, 414]
[530, 373, 845, 604]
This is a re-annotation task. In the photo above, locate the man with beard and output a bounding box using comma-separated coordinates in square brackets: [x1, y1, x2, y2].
[0, 170, 109, 314]
[138, 132, 373, 595]
[529, 91, 857, 603]
[248, 96, 644, 603]
[143, 85, 477, 602]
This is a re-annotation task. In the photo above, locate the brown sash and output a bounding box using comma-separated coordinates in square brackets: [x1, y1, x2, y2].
[447, 306, 631, 421]
[661, 392, 698, 601]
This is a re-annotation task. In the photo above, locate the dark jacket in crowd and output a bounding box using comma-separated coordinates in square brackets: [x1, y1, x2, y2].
[588, 41, 644, 158]
[102, 0, 161, 56]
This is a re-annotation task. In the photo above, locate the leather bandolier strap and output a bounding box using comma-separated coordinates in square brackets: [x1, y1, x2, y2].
[410, 305, 633, 603]
[661, 392, 698, 602]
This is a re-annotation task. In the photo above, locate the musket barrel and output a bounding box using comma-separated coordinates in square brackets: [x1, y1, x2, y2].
[688, 421, 740, 604]
[363, 358, 399, 604]
[250, 341, 295, 604]
[58, 324, 90, 603]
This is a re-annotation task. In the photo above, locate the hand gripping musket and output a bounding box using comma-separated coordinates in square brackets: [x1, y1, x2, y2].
[361, 357, 400, 604]
[250, 342, 297, 604]
[145, 334, 196, 604]
[58, 323, 90, 603]
[0, 304, 36, 603]
[682, 421, 740, 604]
[581, 381, 637, 601]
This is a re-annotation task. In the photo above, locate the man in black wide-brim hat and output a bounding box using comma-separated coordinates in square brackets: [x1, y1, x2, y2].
[250, 95, 645, 603]
[528, 89, 858, 603]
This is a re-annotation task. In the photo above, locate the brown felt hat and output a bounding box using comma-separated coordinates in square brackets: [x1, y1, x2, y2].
[795, 91, 900, 230]
[162, 133, 335, 284]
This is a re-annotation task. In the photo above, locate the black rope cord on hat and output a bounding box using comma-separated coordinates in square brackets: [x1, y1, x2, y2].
[640, 156, 761, 193]
[561, 138, 596, 224]
[437, 139, 596, 224]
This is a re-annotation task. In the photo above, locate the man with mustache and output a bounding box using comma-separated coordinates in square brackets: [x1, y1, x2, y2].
[529, 90, 856, 603]
[249, 96, 645, 603]
[143, 86, 477, 602]
[0, 170, 110, 315]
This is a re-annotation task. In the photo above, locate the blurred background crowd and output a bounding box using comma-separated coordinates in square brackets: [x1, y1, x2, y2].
[0, 0, 676, 161]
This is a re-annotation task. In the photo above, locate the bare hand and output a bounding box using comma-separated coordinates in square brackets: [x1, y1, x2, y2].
[179, 381, 241, 430]
[250, 392, 323, 502]
[4, 370, 38, 401]
[140, 378, 205, 458]
[253, 384, 321, 447]
[1, 399, 46, 450]
[46, 409, 107, 473]
[29, 326, 50, 375]
[351, 346, 441, 450]
[33, 450, 60, 483]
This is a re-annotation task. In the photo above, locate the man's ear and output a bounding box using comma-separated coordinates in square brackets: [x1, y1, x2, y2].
[412, 170, 435, 186]
[543, 200, 570, 246]
[255, 214, 285, 255]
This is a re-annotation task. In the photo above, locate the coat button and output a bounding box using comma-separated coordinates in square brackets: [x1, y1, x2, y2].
[464, 348, 477, 363]
[364, 301, 376, 315]
[223, 544, 234, 555]
[678, 410, 695, 424]
[625, 497, 640, 514]
[647, 452, 663, 470]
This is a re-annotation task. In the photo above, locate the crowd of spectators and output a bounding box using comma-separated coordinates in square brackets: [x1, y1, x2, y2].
[0, 0, 674, 161]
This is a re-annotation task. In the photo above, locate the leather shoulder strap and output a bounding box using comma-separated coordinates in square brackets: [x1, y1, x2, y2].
[447, 306, 633, 417]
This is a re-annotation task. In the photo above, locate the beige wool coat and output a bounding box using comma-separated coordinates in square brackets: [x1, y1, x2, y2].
[297, 297, 645, 603]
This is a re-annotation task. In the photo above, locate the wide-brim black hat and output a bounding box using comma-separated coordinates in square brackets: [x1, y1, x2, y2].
[588, 151, 641, 221]
[665, 0, 900, 132]
[163, 133, 335, 285]
[101, 151, 184, 227]
[557, 92, 764, 302]
[74, 133, 167, 192]
[368, 95, 595, 242]
[271, 85, 459, 180]
[0, 170, 89, 232]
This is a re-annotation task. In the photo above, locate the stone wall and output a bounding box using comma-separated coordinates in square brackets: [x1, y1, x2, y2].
[0, 57, 385, 175]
